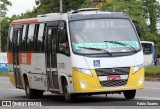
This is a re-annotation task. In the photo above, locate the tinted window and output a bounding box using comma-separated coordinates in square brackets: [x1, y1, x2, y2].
[8, 26, 14, 52]
[36, 23, 45, 52]
[27, 24, 35, 51]
[58, 21, 70, 55]
[142, 43, 152, 54]
[21, 25, 27, 51]
[46, 28, 52, 67]
[70, 19, 140, 54]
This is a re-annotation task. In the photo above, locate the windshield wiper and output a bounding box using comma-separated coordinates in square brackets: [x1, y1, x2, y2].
[104, 41, 137, 53]
[79, 47, 112, 56]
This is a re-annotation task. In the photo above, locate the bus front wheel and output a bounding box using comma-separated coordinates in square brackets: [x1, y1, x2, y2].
[62, 79, 75, 102]
[123, 90, 136, 99]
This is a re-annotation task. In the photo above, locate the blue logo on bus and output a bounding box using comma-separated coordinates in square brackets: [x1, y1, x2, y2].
[93, 60, 100, 67]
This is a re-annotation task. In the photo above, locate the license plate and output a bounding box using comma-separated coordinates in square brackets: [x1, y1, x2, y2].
[107, 76, 121, 81]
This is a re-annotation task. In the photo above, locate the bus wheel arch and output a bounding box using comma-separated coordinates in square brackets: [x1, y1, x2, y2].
[23, 74, 43, 99]
[60, 76, 75, 102]
[22, 74, 28, 90]
[60, 76, 67, 93]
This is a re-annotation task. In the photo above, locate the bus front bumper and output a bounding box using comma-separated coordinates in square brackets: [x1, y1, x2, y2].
[72, 68, 144, 93]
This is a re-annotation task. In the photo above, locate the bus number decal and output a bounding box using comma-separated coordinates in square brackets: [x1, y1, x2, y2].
[58, 63, 66, 69]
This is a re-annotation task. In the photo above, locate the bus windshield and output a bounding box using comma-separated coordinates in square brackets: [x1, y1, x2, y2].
[69, 19, 140, 55]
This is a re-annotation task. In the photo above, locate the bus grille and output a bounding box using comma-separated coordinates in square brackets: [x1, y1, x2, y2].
[95, 67, 130, 76]
[100, 79, 127, 87]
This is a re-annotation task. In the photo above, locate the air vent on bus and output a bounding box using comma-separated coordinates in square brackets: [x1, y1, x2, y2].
[68, 8, 100, 14]
[100, 79, 128, 87]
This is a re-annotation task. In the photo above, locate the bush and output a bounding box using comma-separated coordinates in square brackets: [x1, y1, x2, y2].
[145, 66, 160, 78]
[0, 72, 8, 77]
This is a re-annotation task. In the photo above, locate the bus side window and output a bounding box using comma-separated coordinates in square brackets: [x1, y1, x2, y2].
[21, 25, 27, 51]
[8, 26, 14, 52]
[58, 21, 70, 55]
[27, 24, 35, 52]
[36, 23, 46, 52]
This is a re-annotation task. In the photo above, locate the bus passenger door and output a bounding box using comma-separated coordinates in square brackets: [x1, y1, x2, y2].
[13, 28, 23, 88]
[46, 27, 59, 91]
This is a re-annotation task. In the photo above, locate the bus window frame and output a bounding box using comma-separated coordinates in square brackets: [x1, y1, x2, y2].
[12, 25, 23, 52]
[57, 20, 70, 56]
[142, 43, 152, 55]
[45, 21, 59, 53]
[26, 24, 36, 52]
[35, 23, 46, 53]
[8, 26, 14, 52]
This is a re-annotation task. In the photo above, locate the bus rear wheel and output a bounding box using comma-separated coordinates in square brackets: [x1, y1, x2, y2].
[123, 90, 136, 99]
[25, 78, 43, 99]
[62, 79, 75, 102]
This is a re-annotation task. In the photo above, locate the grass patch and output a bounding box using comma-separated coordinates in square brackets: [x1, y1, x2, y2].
[145, 66, 160, 78]
[0, 72, 8, 77]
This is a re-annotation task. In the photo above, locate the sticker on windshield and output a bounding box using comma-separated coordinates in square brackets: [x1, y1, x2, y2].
[74, 41, 139, 50]
[93, 60, 100, 67]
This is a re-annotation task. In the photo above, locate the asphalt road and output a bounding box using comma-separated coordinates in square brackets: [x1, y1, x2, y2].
[0, 77, 160, 108]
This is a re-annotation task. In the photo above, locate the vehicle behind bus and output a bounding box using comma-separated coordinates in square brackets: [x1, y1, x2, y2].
[141, 41, 155, 66]
[7, 8, 144, 102]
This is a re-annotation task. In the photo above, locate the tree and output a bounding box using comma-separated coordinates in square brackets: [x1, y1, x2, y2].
[99, 0, 150, 39]
[34, 0, 86, 14]
[1, 15, 19, 51]
[144, 0, 158, 34]
[0, 0, 12, 52]
[0, 0, 12, 16]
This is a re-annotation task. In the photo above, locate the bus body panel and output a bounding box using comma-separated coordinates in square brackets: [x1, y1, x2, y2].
[8, 52, 15, 86]
[143, 54, 153, 65]
[140, 41, 154, 66]
[14, 53, 47, 91]
[71, 51, 143, 69]
[57, 53, 74, 93]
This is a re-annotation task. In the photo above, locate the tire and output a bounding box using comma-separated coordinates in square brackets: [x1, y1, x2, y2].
[25, 78, 43, 99]
[106, 94, 107, 98]
[34, 90, 43, 98]
[123, 90, 136, 99]
[62, 79, 75, 102]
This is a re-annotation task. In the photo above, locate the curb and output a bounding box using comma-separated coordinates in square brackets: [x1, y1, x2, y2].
[145, 78, 160, 82]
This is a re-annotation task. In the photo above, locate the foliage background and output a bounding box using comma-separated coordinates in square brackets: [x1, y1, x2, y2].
[1, 0, 160, 57]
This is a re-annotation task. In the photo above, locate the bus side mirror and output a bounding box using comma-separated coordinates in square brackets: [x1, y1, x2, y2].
[59, 27, 66, 43]
[136, 25, 142, 37]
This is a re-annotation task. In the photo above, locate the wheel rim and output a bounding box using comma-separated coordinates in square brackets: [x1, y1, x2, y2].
[64, 85, 70, 100]
[63, 80, 72, 101]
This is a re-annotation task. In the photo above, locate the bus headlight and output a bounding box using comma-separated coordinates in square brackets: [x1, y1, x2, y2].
[80, 80, 87, 89]
[74, 68, 93, 76]
[133, 64, 144, 74]
[138, 77, 144, 85]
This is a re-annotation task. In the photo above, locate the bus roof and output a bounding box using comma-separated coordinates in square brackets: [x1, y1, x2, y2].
[11, 13, 61, 25]
[140, 41, 154, 45]
[68, 10, 129, 21]
[11, 8, 129, 25]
